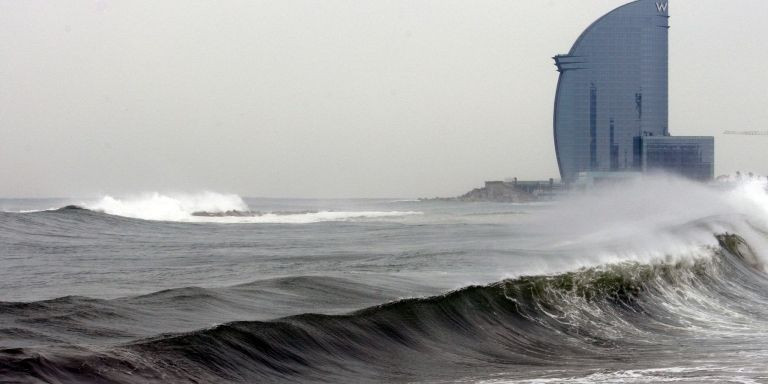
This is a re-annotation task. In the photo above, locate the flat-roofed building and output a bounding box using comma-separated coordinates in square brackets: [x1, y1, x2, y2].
[636, 136, 714, 181]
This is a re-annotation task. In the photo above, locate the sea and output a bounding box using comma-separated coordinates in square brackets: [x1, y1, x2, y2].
[2, 176, 768, 383]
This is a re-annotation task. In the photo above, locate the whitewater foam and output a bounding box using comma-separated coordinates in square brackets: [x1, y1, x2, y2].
[82, 192, 421, 223]
[485, 366, 762, 383]
[4, 177, 768, 383]
[85, 192, 249, 222]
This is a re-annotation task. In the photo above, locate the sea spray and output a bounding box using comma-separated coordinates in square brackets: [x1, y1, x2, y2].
[86, 191, 248, 222]
[3, 177, 768, 382]
[83, 192, 421, 223]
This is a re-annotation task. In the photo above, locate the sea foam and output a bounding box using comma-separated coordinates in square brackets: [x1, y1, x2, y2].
[84, 192, 420, 223]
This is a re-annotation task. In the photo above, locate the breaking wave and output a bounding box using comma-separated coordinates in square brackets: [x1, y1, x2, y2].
[71, 192, 421, 223]
[1, 233, 767, 383]
[86, 191, 249, 222]
[2, 177, 768, 382]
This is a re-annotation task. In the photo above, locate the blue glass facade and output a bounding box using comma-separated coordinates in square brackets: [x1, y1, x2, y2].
[554, 0, 671, 183]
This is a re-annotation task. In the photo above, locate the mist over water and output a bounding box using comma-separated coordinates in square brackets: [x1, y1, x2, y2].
[528, 176, 768, 268]
[2, 175, 768, 383]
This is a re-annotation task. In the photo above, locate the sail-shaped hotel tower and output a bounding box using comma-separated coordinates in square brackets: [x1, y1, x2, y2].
[553, 0, 713, 184]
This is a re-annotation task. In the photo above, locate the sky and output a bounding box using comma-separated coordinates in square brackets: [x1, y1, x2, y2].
[1, 0, 766, 198]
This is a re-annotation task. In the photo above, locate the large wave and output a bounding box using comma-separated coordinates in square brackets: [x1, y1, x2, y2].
[2, 235, 767, 383]
[86, 191, 249, 222]
[78, 192, 421, 223]
[3, 177, 768, 382]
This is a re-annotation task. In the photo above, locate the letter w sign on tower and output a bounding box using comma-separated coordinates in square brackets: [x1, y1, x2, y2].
[656, 1, 669, 14]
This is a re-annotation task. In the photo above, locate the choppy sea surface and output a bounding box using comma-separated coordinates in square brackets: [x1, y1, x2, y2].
[2, 177, 768, 383]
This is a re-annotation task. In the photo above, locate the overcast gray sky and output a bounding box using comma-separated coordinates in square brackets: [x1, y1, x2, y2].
[1, 0, 766, 198]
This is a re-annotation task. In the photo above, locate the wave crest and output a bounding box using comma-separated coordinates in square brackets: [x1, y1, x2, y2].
[4, 238, 765, 383]
[85, 192, 248, 222]
[79, 192, 420, 223]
